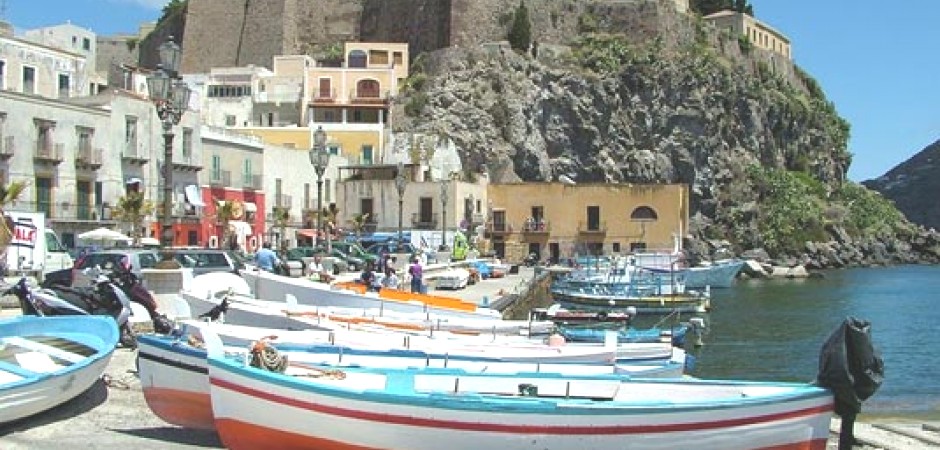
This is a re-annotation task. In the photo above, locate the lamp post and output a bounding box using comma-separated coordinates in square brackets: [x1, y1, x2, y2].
[440, 173, 449, 251]
[309, 126, 329, 248]
[147, 36, 191, 248]
[394, 162, 407, 245]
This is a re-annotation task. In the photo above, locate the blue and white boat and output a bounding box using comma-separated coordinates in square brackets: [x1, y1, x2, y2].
[0, 315, 118, 424]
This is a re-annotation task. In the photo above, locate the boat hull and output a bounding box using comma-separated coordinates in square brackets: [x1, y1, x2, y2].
[209, 357, 833, 450]
[0, 316, 118, 424]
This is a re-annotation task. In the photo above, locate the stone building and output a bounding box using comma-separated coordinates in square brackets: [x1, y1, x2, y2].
[704, 10, 791, 60]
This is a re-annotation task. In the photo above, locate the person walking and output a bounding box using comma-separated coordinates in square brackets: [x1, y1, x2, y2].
[408, 257, 423, 293]
[254, 242, 280, 273]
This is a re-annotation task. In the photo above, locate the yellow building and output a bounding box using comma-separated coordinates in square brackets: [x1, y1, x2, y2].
[486, 183, 689, 263]
[236, 43, 409, 165]
[704, 10, 791, 60]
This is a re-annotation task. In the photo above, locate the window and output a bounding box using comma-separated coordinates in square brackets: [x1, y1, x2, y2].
[419, 197, 433, 224]
[492, 210, 507, 232]
[225, 115, 236, 126]
[242, 159, 252, 185]
[35, 119, 55, 157]
[182, 128, 193, 157]
[587, 205, 600, 231]
[77, 180, 92, 220]
[0, 60, 5, 90]
[22, 66, 36, 94]
[83, 37, 91, 51]
[76, 126, 92, 157]
[211, 155, 222, 181]
[630, 206, 658, 221]
[324, 179, 331, 202]
[612, 242, 621, 253]
[125, 117, 138, 155]
[35, 176, 53, 217]
[347, 50, 367, 68]
[361, 145, 373, 164]
[356, 79, 380, 99]
[317, 78, 331, 99]
[327, 145, 341, 156]
[393, 52, 403, 66]
[57, 74, 70, 98]
[359, 197, 374, 217]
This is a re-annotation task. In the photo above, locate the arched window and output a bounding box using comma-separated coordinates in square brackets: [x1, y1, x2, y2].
[630, 206, 658, 221]
[348, 50, 367, 68]
[356, 79, 380, 99]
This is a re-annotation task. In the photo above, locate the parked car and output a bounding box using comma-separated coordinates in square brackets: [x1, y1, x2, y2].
[331, 241, 379, 266]
[167, 249, 244, 276]
[365, 241, 417, 258]
[71, 249, 160, 287]
[285, 247, 348, 274]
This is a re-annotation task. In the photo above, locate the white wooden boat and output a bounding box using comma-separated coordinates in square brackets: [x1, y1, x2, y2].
[204, 328, 834, 450]
[682, 259, 746, 288]
[430, 268, 471, 290]
[138, 322, 686, 430]
[240, 269, 501, 321]
[0, 316, 118, 424]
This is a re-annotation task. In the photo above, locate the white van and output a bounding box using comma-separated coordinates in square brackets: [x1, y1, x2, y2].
[3, 211, 74, 281]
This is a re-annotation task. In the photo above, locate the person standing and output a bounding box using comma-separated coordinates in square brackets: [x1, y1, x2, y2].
[255, 242, 280, 273]
[408, 257, 423, 293]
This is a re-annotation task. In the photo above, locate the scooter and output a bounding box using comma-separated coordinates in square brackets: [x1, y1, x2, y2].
[107, 265, 173, 334]
[10, 272, 138, 348]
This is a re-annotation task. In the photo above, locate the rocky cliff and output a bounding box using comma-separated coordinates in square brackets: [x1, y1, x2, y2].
[863, 139, 940, 231]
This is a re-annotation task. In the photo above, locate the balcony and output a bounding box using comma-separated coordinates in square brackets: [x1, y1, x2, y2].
[487, 222, 513, 236]
[122, 143, 149, 165]
[0, 136, 13, 159]
[411, 212, 439, 230]
[522, 219, 551, 235]
[172, 154, 203, 172]
[75, 146, 103, 170]
[209, 170, 232, 187]
[36, 201, 117, 224]
[311, 88, 337, 104]
[349, 89, 389, 105]
[275, 194, 292, 208]
[578, 221, 607, 235]
[34, 143, 64, 165]
[242, 174, 263, 190]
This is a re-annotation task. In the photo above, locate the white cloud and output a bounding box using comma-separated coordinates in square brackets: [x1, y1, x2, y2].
[109, 0, 166, 10]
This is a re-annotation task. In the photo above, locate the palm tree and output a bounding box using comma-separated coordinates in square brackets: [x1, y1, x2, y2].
[272, 206, 291, 253]
[350, 212, 371, 240]
[110, 191, 155, 246]
[215, 200, 240, 250]
[321, 204, 339, 252]
[0, 180, 28, 263]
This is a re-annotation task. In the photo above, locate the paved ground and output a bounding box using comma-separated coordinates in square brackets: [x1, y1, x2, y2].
[3, 272, 939, 449]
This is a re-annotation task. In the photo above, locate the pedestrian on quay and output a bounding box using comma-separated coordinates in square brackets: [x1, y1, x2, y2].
[254, 242, 280, 273]
[408, 257, 423, 293]
[382, 267, 400, 290]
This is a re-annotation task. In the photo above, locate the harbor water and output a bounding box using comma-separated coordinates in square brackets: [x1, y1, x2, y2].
[676, 265, 940, 420]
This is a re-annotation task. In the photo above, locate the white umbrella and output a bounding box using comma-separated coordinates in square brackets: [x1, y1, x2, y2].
[78, 227, 131, 244]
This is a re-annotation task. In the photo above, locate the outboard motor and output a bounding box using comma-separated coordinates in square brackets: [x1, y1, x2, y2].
[816, 317, 884, 450]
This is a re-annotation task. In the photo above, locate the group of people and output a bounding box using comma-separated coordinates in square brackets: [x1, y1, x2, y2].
[359, 253, 424, 293]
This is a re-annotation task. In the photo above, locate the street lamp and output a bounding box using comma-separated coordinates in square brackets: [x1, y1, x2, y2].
[309, 126, 329, 248]
[147, 36, 191, 247]
[394, 162, 407, 244]
[440, 172, 449, 251]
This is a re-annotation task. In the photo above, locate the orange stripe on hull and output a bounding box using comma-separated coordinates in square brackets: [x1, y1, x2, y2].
[216, 418, 381, 450]
[333, 282, 477, 312]
[758, 440, 828, 450]
[142, 387, 215, 430]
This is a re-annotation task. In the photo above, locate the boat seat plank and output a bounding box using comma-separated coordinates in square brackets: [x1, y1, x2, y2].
[0, 336, 86, 364]
[15, 352, 64, 373]
[0, 359, 35, 379]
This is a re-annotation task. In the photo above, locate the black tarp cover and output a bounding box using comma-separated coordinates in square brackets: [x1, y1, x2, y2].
[816, 317, 885, 416]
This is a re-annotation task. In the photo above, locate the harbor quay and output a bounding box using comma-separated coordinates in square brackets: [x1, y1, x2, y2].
[1, 270, 939, 449]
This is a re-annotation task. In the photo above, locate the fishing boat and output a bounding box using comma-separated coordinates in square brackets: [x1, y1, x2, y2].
[0, 315, 118, 424]
[204, 328, 834, 450]
[138, 322, 686, 430]
[241, 269, 501, 320]
[681, 259, 746, 289]
[551, 284, 711, 314]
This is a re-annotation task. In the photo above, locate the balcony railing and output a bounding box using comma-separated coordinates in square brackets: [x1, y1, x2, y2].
[172, 154, 203, 171]
[578, 221, 607, 234]
[122, 142, 149, 165]
[242, 174, 263, 190]
[411, 212, 439, 230]
[18, 200, 117, 223]
[276, 194, 292, 208]
[522, 219, 551, 233]
[34, 142, 64, 164]
[209, 170, 232, 187]
[312, 88, 337, 103]
[0, 136, 13, 159]
[75, 146, 103, 169]
[487, 222, 513, 235]
[349, 89, 389, 104]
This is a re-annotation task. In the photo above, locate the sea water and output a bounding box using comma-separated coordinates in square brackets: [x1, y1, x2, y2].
[680, 265, 940, 420]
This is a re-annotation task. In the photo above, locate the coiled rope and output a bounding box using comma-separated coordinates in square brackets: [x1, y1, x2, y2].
[249, 338, 288, 373]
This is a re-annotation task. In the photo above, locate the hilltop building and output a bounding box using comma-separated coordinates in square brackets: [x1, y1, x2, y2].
[703, 10, 791, 60]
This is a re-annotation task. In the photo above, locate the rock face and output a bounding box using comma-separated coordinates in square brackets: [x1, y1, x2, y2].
[863, 139, 940, 231]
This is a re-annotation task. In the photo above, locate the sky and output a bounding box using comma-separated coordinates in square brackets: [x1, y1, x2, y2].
[5, 1, 939, 182]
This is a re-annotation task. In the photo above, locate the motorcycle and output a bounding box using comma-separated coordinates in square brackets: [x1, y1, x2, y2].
[11, 270, 138, 348]
[105, 265, 173, 334]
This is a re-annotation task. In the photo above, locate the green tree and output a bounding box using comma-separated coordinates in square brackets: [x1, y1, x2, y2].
[158, 0, 188, 25]
[350, 213, 371, 240]
[321, 204, 339, 252]
[215, 200, 240, 250]
[272, 206, 291, 253]
[691, 0, 754, 16]
[507, 1, 531, 53]
[111, 191, 155, 246]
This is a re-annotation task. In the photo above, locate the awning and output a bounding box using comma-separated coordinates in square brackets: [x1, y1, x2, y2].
[243, 202, 257, 213]
[184, 185, 206, 207]
[297, 229, 317, 238]
[125, 177, 143, 186]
